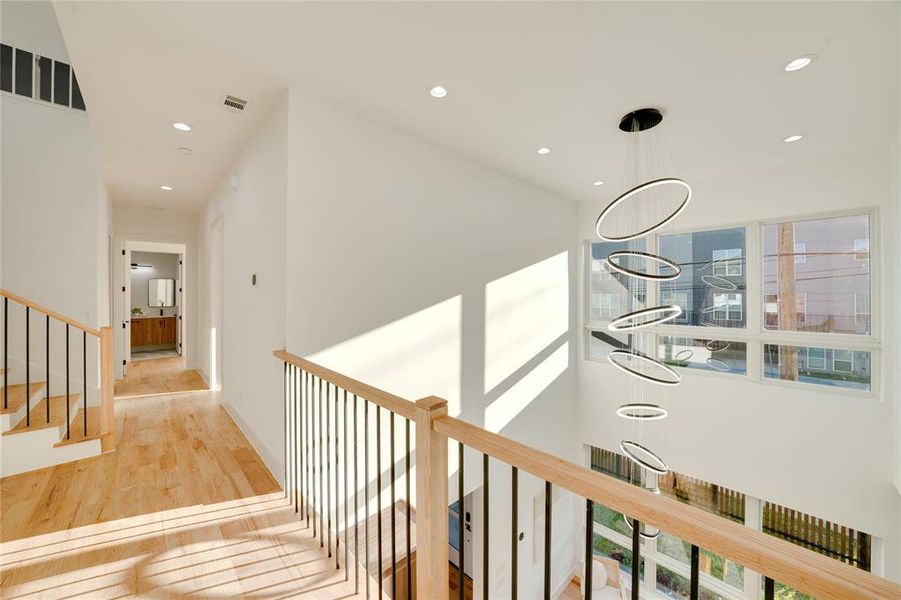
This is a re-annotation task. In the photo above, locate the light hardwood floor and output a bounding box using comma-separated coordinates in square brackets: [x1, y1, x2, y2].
[0, 391, 372, 598]
[113, 357, 208, 399]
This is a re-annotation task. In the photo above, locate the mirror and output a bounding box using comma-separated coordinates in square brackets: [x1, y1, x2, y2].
[148, 279, 176, 307]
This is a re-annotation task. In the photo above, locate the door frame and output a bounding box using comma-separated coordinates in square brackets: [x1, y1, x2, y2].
[120, 240, 188, 374]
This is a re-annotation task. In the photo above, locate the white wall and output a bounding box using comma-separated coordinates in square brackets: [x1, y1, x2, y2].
[1, 1, 109, 392]
[576, 144, 901, 581]
[284, 93, 579, 598]
[196, 96, 288, 470]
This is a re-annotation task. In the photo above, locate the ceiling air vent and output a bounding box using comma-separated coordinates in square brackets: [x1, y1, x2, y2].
[223, 95, 248, 112]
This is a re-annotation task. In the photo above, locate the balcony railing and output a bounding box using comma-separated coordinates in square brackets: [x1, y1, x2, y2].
[274, 348, 900, 600]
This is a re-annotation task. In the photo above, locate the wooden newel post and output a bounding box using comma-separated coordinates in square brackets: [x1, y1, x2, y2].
[415, 396, 449, 599]
[100, 326, 115, 449]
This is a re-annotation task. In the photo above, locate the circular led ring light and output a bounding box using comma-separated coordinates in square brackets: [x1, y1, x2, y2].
[674, 349, 694, 361]
[608, 350, 681, 386]
[623, 514, 661, 540]
[700, 275, 737, 291]
[620, 440, 670, 475]
[704, 340, 732, 353]
[706, 357, 732, 372]
[605, 251, 682, 281]
[608, 305, 682, 332]
[595, 178, 693, 242]
[616, 403, 669, 420]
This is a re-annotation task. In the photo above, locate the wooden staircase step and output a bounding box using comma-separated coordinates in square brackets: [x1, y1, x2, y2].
[0, 382, 47, 414]
[4, 394, 80, 435]
[54, 406, 101, 447]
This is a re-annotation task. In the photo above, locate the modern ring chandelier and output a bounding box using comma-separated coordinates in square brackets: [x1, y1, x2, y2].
[596, 108, 692, 538]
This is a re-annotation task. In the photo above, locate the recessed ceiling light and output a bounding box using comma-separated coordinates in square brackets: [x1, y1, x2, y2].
[784, 54, 816, 72]
[172, 122, 192, 131]
[783, 134, 803, 143]
[160, 185, 174, 191]
[178, 147, 194, 155]
[429, 85, 448, 99]
[593, 180, 605, 187]
[537, 147, 551, 155]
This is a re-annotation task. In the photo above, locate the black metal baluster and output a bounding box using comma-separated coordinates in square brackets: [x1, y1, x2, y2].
[65, 324, 70, 439]
[391, 412, 397, 599]
[376, 406, 383, 599]
[307, 372, 312, 526]
[511, 466, 518, 600]
[764, 577, 775, 600]
[319, 377, 324, 546]
[364, 399, 370, 600]
[283, 362, 288, 499]
[300, 369, 306, 520]
[82, 330, 86, 435]
[344, 389, 349, 578]
[45, 315, 49, 423]
[327, 383, 333, 558]
[25, 307, 30, 426]
[585, 499, 594, 600]
[458, 442, 465, 600]
[405, 419, 412, 599]
[295, 367, 300, 514]
[313, 376, 318, 539]
[334, 384, 340, 568]
[631, 518, 640, 600]
[3, 297, 7, 410]
[289, 365, 294, 503]
[483, 453, 489, 600]
[354, 394, 360, 595]
[544, 481, 552, 600]
[690, 544, 699, 600]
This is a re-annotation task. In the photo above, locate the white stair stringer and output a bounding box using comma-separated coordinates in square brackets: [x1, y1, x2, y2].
[1, 426, 101, 477]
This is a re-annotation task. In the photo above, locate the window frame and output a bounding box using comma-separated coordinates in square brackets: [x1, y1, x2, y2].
[583, 207, 881, 399]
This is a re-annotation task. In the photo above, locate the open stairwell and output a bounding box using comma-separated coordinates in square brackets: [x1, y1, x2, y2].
[0, 289, 114, 477]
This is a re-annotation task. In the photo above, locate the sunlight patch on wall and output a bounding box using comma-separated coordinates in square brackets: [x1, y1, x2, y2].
[484, 252, 569, 393]
[484, 341, 569, 434]
[308, 296, 462, 415]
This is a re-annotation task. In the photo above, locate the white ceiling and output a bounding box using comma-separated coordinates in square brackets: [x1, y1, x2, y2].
[53, 1, 899, 212]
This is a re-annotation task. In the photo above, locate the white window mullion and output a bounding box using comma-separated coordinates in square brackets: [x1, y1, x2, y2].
[743, 496, 763, 600]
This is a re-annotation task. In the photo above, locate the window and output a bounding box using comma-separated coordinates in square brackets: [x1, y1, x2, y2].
[712, 293, 743, 322]
[712, 248, 742, 276]
[832, 349, 853, 372]
[764, 345, 871, 391]
[659, 336, 747, 375]
[763, 214, 871, 335]
[589, 240, 646, 322]
[0, 44, 12, 93]
[14, 48, 32, 97]
[658, 227, 746, 328]
[794, 242, 807, 264]
[806, 347, 826, 370]
[53, 61, 70, 106]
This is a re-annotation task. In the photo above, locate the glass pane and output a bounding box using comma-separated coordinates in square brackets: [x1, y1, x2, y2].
[763, 214, 870, 335]
[762, 581, 815, 600]
[658, 530, 692, 565]
[54, 60, 70, 106]
[658, 472, 745, 523]
[658, 227, 747, 328]
[659, 336, 747, 375]
[594, 503, 632, 537]
[0, 44, 12, 93]
[38, 55, 52, 102]
[14, 48, 33, 97]
[658, 565, 730, 600]
[588, 329, 632, 360]
[764, 344, 871, 391]
[590, 240, 647, 321]
[593, 533, 644, 577]
[71, 72, 86, 110]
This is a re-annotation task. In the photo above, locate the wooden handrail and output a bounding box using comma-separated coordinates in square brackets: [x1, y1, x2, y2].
[1, 289, 101, 337]
[434, 415, 901, 600]
[272, 349, 417, 420]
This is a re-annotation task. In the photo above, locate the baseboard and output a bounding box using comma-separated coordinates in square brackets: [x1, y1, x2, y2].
[220, 399, 281, 487]
[197, 368, 210, 388]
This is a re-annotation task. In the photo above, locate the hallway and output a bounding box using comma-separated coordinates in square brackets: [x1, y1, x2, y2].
[114, 357, 208, 399]
[0, 391, 364, 598]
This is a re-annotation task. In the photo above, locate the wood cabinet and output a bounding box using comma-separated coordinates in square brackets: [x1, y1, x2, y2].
[131, 317, 177, 348]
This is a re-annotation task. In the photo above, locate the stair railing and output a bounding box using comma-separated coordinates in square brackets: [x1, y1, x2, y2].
[2, 289, 114, 446]
[274, 348, 901, 600]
